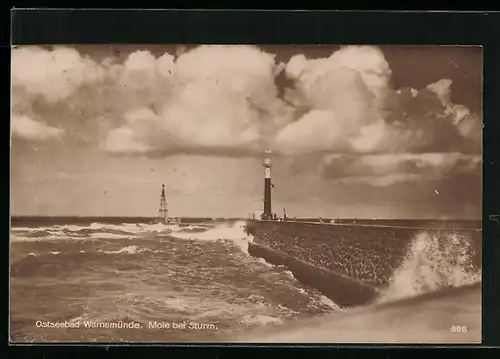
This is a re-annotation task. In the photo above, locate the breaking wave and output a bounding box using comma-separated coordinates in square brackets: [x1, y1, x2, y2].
[169, 220, 252, 254]
[10, 219, 479, 329]
[10, 221, 210, 242]
[377, 230, 481, 303]
[97, 245, 162, 255]
[169, 220, 247, 240]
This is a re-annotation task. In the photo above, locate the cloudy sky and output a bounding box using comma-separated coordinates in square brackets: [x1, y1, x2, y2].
[11, 45, 482, 218]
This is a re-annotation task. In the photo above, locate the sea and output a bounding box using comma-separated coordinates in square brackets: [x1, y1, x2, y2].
[9, 217, 482, 343]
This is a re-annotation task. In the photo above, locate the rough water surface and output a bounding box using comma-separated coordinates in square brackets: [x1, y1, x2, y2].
[9, 218, 481, 343]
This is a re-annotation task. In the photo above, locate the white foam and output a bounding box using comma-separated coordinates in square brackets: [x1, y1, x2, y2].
[98, 245, 161, 255]
[11, 226, 55, 232]
[170, 221, 245, 240]
[378, 230, 481, 303]
[295, 287, 307, 295]
[11, 221, 180, 242]
[173, 221, 258, 258]
[257, 258, 273, 267]
[56, 224, 88, 232]
[169, 221, 253, 254]
[99, 245, 139, 255]
[11, 235, 91, 242]
[90, 232, 131, 240]
[317, 295, 343, 310]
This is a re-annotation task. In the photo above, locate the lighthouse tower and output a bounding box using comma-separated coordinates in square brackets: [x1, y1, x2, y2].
[262, 150, 273, 220]
[158, 184, 168, 224]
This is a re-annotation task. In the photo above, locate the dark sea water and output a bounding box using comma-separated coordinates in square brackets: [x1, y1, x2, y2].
[9, 217, 481, 343]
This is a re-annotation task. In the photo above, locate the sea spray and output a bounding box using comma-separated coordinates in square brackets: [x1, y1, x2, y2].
[377, 230, 481, 303]
[169, 220, 254, 254]
[170, 220, 247, 240]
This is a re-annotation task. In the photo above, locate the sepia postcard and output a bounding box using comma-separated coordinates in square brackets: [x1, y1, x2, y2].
[10, 44, 482, 344]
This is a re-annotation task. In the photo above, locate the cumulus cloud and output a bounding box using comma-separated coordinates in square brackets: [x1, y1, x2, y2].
[115, 50, 175, 108]
[11, 46, 112, 145]
[12, 46, 105, 103]
[11, 115, 64, 141]
[274, 46, 481, 157]
[11, 46, 175, 145]
[11, 45, 482, 176]
[272, 46, 390, 153]
[102, 45, 292, 156]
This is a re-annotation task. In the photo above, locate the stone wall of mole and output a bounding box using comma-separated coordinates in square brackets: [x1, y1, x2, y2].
[245, 220, 482, 306]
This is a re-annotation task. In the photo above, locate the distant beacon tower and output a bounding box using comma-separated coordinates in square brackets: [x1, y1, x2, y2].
[159, 184, 168, 223]
[263, 150, 273, 220]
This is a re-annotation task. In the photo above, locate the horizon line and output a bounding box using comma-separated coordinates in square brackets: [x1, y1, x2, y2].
[9, 215, 482, 220]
